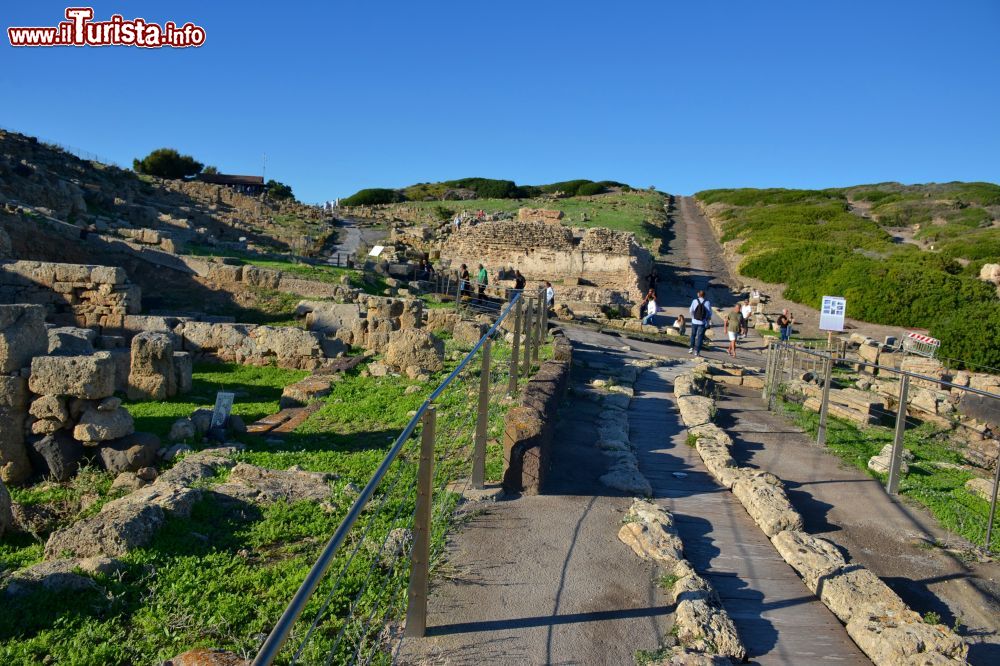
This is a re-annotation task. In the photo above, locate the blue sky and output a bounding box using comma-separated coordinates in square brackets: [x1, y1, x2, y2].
[2, 1, 998, 203]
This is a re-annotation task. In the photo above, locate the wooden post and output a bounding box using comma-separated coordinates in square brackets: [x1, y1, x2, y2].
[508, 297, 522, 395]
[816, 354, 834, 446]
[887, 375, 910, 495]
[471, 339, 492, 489]
[404, 407, 436, 637]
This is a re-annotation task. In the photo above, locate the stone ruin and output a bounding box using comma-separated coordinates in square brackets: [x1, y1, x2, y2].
[440, 220, 653, 314]
[0, 259, 141, 329]
[296, 296, 449, 379]
[0, 303, 186, 486]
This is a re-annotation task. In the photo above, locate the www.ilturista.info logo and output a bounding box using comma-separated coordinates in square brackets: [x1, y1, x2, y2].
[8, 7, 206, 48]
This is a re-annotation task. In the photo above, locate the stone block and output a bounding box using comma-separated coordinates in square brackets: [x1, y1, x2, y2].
[27, 431, 82, 482]
[30, 352, 116, 399]
[47, 326, 97, 356]
[73, 407, 134, 443]
[127, 332, 176, 401]
[173, 352, 193, 394]
[97, 432, 160, 474]
[0, 375, 31, 484]
[0, 304, 47, 373]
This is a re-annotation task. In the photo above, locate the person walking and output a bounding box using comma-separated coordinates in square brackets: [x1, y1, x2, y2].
[545, 281, 555, 311]
[459, 264, 471, 301]
[725, 304, 742, 358]
[642, 294, 658, 326]
[777, 309, 794, 342]
[740, 300, 753, 339]
[476, 264, 488, 304]
[688, 290, 712, 356]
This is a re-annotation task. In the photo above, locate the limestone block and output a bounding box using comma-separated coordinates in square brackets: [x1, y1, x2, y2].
[73, 407, 135, 442]
[27, 431, 82, 481]
[819, 565, 909, 624]
[127, 332, 176, 401]
[0, 304, 47, 373]
[384, 329, 444, 373]
[731, 472, 804, 537]
[29, 352, 116, 399]
[770, 530, 847, 594]
[0, 375, 32, 484]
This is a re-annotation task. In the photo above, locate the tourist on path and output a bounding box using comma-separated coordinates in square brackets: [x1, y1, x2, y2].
[777, 309, 794, 342]
[514, 270, 526, 292]
[725, 304, 742, 358]
[740, 301, 753, 338]
[545, 281, 555, 312]
[638, 288, 655, 321]
[688, 290, 712, 356]
[642, 295, 658, 326]
[476, 264, 488, 303]
[460, 264, 471, 301]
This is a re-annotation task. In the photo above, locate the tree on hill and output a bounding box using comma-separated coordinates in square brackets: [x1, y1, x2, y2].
[133, 148, 203, 180]
[266, 179, 294, 201]
[340, 188, 406, 206]
[203, 165, 219, 175]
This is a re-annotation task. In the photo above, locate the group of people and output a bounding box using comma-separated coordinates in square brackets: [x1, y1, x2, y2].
[458, 264, 555, 311]
[638, 287, 795, 359]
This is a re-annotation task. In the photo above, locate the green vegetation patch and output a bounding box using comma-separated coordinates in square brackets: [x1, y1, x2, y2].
[695, 184, 1000, 368]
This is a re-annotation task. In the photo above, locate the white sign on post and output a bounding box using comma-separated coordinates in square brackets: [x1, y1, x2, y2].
[368, 245, 385, 257]
[211, 391, 235, 429]
[819, 296, 846, 332]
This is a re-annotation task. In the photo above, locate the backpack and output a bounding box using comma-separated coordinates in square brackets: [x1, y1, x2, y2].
[693, 298, 708, 321]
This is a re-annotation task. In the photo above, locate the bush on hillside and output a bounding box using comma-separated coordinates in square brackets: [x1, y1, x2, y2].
[266, 179, 294, 201]
[577, 182, 608, 196]
[340, 188, 405, 207]
[133, 148, 203, 180]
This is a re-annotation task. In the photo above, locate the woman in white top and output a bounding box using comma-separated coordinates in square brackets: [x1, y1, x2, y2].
[641, 297, 657, 325]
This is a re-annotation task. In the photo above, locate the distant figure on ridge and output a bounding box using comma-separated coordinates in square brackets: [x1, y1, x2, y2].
[688, 290, 712, 357]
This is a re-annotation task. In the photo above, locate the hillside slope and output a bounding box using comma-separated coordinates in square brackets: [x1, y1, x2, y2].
[0, 130, 331, 255]
[695, 184, 1000, 367]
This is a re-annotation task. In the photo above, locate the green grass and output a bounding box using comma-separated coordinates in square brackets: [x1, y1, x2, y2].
[0, 333, 544, 664]
[395, 190, 669, 247]
[125, 362, 309, 439]
[777, 397, 997, 551]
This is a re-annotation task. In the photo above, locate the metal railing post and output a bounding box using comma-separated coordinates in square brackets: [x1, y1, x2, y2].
[986, 455, 999, 552]
[405, 406, 436, 637]
[887, 374, 910, 495]
[816, 353, 834, 446]
[454, 276, 463, 314]
[768, 344, 784, 411]
[522, 299, 534, 375]
[471, 338, 492, 489]
[508, 297, 522, 395]
[787, 346, 798, 381]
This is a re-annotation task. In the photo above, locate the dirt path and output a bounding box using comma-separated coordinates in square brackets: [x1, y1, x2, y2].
[396, 341, 673, 665]
[671, 196, 907, 342]
[629, 362, 868, 664]
[716, 385, 1000, 664]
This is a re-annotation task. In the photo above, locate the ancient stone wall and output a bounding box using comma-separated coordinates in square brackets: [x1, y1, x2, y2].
[441, 220, 652, 304]
[0, 260, 141, 329]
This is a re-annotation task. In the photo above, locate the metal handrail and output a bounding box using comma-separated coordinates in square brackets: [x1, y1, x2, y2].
[252, 292, 525, 665]
[773, 340, 1000, 402]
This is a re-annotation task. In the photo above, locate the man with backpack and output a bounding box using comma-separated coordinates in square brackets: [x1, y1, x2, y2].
[688, 290, 712, 356]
